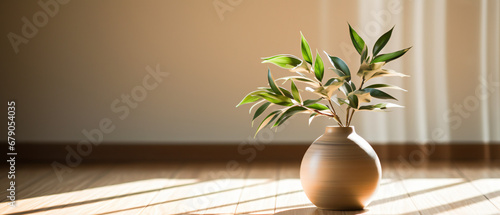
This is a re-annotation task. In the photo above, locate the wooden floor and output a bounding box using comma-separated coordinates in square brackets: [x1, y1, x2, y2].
[1, 161, 500, 215]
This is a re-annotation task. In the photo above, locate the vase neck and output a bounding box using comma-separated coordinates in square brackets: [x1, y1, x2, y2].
[324, 126, 355, 137]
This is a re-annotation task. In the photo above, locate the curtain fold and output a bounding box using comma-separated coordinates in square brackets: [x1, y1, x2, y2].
[323, 0, 500, 143]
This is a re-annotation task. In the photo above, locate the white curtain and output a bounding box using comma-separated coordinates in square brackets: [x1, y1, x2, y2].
[321, 0, 500, 143]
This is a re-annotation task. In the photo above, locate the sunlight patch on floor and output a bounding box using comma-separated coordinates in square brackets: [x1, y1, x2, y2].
[400, 178, 498, 214]
[2, 176, 500, 215]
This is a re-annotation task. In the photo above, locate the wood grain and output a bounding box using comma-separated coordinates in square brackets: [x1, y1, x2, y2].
[455, 161, 500, 211]
[352, 162, 419, 215]
[394, 161, 499, 215]
[234, 162, 279, 214]
[13, 143, 500, 163]
[0, 161, 499, 214]
[274, 162, 329, 215]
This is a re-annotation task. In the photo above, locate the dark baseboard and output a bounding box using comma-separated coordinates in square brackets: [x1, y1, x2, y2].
[372, 143, 500, 161]
[6, 142, 500, 163]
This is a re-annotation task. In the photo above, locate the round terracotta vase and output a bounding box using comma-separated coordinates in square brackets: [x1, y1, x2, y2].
[300, 126, 381, 210]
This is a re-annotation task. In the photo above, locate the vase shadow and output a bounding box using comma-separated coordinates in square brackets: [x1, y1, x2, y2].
[274, 206, 369, 215]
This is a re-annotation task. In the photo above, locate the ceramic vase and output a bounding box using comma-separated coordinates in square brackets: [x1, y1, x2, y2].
[300, 126, 381, 210]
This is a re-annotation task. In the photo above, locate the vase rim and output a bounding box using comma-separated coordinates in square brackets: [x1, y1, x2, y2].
[324, 126, 355, 134]
[326, 126, 355, 128]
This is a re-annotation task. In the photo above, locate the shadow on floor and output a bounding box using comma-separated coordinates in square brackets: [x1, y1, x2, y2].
[274, 207, 368, 215]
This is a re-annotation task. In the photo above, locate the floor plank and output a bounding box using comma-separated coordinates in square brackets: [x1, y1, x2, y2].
[234, 162, 279, 214]
[395, 161, 499, 215]
[52, 162, 180, 215]
[197, 162, 249, 215]
[353, 162, 419, 215]
[455, 161, 500, 211]
[0, 163, 114, 215]
[1, 161, 499, 215]
[0, 163, 54, 203]
[273, 162, 320, 214]
[140, 162, 249, 214]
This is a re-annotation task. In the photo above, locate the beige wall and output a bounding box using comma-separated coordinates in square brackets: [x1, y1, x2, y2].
[1, 0, 499, 144]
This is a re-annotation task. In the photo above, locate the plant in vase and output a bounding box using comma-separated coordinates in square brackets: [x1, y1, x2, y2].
[236, 24, 411, 210]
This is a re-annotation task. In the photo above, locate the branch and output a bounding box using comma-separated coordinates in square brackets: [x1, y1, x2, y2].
[346, 77, 365, 126]
[298, 104, 342, 126]
[359, 77, 366, 89]
[347, 109, 355, 126]
[346, 108, 350, 126]
[327, 98, 344, 127]
[293, 66, 343, 126]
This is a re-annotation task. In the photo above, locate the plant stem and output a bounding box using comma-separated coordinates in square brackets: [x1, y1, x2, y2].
[319, 78, 343, 126]
[359, 78, 366, 89]
[346, 108, 350, 126]
[297, 68, 343, 126]
[347, 109, 355, 126]
[327, 98, 344, 127]
[298, 104, 334, 118]
[301, 104, 342, 127]
[346, 77, 366, 126]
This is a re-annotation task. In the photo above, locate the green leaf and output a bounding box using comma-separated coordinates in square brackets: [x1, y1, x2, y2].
[314, 51, 324, 82]
[301, 32, 313, 65]
[368, 69, 409, 80]
[338, 97, 349, 105]
[252, 102, 271, 123]
[262, 55, 302, 69]
[325, 52, 351, 79]
[276, 76, 318, 86]
[268, 69, 283, 96]
[371, 47, 412, 63]
[306, 103, 329, 110]
[324, 82, 344, 98]
[358, 103, 403, 111]
[324, 78, 336, 86]
[359, 104, 383, 110]
[357, 62, 409, 80]
[249, 99, 265, 113]
[360, 44, 368, 64]
[257, 87, 274, 93]
[349, 24, 366, 55]
[291, 81, 301, 103]
[306, 83, 342, 98]
[348, 94, 359, 109]
[373, 27, 394, 56]
[359, 103, 388, 111]
[290, 62, 310, 73]
[257, 92, 293, 106]
[303, 98, 322, 106]
[255, 110, 280, 136]
[237, 95, 261, 107]
[350, 81, 356, 92]
[364, 84, 407, 91]
[344, 82, 353, 93]
[363, 88, 398, 100]
[350, 90, 372, 103]
[279, 87, 293, 99]
[309, 113, 318, 125]
[236, 90, 265, 107]
[330, 68, 346, 77]
[273, 106, 308, 127]
[357, 62, 385, 79]
[275, 115, 292, 128]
